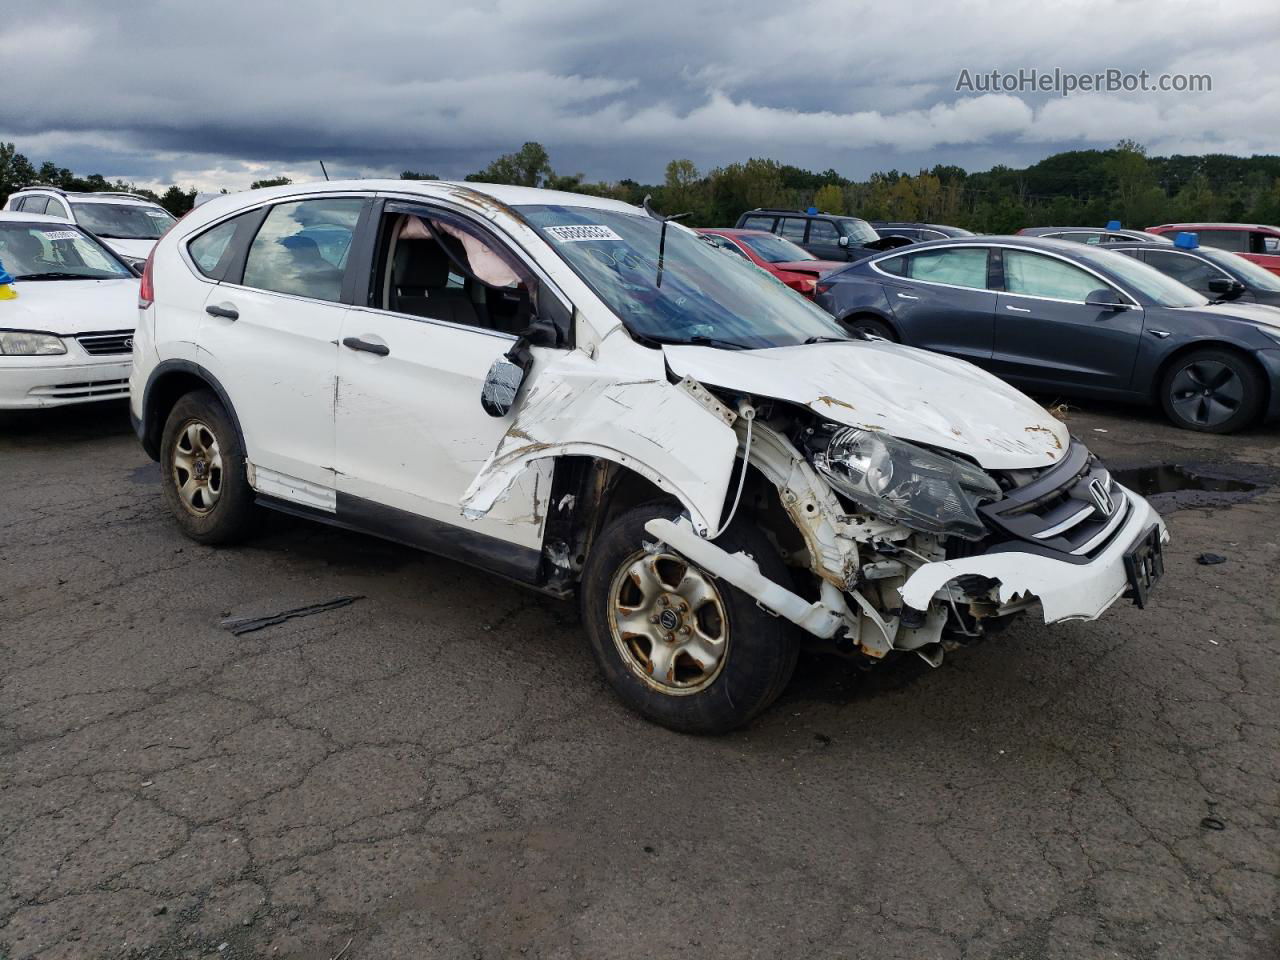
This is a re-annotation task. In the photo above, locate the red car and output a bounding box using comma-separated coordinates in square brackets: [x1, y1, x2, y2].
[1146, 222, 1280, 276]
[699, 228, 844, 298]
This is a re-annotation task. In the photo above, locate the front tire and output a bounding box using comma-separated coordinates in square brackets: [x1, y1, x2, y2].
[580, 503, 800, 734]
[1159, 348, 1263, 433]
[160, 389, 255, 544]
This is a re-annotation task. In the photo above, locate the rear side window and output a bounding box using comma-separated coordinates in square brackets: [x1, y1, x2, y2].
[188, 216, 245, 279]
[897, 247, 989, 289]
[1197, 229, 1246, 253]
[1003, 250, 1103, 301]
[740, 216, 775, 232]
[242, 198, 363, 302]
[44, 198, 69, 219]
[1252, 232, 1279, 254]
[22, 196, 48, 215]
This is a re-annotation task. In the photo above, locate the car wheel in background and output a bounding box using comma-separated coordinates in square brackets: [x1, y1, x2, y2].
[844, 315, 898, 342]
[1159, 347, 1263, 433]
[580, 503, 800, 734]
[160, 389, 256, 543]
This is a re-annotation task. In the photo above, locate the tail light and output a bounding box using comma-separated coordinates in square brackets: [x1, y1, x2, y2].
[138, 250, 155, 308]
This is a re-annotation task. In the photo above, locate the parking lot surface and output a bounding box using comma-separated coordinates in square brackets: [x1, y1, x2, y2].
[2, 400, 1277, 960]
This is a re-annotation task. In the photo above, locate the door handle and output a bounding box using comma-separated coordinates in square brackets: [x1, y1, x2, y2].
[342, 336, 390, 357]
[205, 304, 239, 320]
[896, 293, 919, 300]
[1005, 304, 1032, 313]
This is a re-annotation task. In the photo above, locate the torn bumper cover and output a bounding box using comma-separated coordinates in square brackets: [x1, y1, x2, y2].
[900, 485, 1168, 624]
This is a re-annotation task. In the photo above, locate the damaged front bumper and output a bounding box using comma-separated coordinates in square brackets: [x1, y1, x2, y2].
[899, 484, 1167, 624]
[645, 483, 1167, 664]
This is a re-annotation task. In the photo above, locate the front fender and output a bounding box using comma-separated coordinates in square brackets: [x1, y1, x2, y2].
[460, 349, 739, 535]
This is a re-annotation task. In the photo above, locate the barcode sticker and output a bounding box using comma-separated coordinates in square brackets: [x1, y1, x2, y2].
[546, 224, 624, 243]
[41, 231, 80, 241]
[146, 210, 169, 218]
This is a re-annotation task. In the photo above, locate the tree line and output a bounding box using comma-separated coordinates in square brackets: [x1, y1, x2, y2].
[4, 139, 1279, 232]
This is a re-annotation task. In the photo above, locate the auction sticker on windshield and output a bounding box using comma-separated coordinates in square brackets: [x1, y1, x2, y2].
[546, 225, 624, 243]
[41, 231, 81, 241]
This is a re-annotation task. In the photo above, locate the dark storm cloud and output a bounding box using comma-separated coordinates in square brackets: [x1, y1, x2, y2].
[1, 0, 1276, 190]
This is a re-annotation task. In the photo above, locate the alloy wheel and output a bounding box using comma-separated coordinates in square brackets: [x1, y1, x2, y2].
[1168, 360, 1243, 428]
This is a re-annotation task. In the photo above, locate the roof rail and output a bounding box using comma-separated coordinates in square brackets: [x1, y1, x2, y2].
[83, 191, 153, 202]
[13, 183, 68, 196]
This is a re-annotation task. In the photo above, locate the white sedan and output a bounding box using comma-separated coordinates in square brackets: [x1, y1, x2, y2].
[0, 211, 139, 408]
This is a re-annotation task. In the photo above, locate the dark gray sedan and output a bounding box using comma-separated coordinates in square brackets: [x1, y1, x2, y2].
[813, 236, 1280, 433]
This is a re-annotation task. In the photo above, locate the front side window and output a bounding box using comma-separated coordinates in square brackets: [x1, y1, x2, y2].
[737, 232, 815, 264]
[242, 198, 363, 302]
[1071, 246, 1206, 307]
[808, 220, 841, 245]
[1058, 232, 1104, 245]
[1003, 250, 1107, 302]
[370, 210, 530, 334]
[21, 196, 48, 215]
[837, 218, 879, 245]
[1198, 247, 1280, 292]
[779, 218, 807, 243]
[518, 204, 848, 349]
[740, 215, 775, 232]
[70, 202, 176, 240]
[1252, 232, 1280, 254]
[896, 247, 989, 289]
[44, 198, 69, 219]
[0, 223, 131, 280]
[1142, 250, 1226, 293]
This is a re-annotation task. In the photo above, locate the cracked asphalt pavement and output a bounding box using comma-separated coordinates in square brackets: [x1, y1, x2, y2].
[1, 400, 1277, 960]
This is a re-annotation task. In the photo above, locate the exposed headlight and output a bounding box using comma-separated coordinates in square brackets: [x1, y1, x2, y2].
[0, 331, 67, 356]
[814, 427, 1001, 540]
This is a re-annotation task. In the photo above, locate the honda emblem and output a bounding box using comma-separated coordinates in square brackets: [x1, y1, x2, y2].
[1088, 478, 1114, 517]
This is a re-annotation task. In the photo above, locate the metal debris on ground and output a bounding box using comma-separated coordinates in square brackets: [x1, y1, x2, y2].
[220, 595, 364, 635]
[1200, 816, 1226, 830]
[1196, 553, 1228, 565]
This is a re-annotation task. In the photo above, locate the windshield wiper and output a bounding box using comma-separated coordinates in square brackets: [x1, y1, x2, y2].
[635, 332, 750, 350]
[14, 272, 101, 281]
[91, 233, 135, 239]
[803, 335, 854, 345]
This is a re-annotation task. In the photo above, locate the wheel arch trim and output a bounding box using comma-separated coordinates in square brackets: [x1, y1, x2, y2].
[140, 359, 247, 462]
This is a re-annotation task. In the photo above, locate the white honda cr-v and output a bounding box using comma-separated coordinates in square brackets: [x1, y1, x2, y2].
[129, 180, 1168, 733]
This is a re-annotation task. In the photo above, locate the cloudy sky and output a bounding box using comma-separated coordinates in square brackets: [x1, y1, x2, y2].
[1, 0, 1277, 192]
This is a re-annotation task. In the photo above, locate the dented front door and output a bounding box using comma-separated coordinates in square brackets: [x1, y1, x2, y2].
[334, 306, 552, 550]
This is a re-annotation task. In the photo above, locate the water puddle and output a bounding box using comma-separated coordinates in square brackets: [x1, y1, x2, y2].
[1111, 464, 1258, 496]
[1111, 463, 1268, 511]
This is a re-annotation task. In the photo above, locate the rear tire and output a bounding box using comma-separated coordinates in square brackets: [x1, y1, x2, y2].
[580, 503, 800, 734]
[844, 315, 897, 342]
[1159, 348, 1263, 433]
[160, 389, 255, 544]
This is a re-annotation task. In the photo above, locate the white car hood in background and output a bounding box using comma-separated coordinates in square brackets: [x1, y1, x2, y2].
[663, 340, 1069, 470]
[0, 278, 139, 335]
[100, 238, 155, 260]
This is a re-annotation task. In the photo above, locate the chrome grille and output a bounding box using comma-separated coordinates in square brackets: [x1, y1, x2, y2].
[983, 444, 1129, 560]
[75, 331, 134, 355]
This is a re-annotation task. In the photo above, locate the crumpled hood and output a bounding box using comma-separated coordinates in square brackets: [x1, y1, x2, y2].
[0, 278, 138, 335]
[663, 340, 1069, 470]
[99, 238, 155, 261]
[1189, 300, 1280, 329]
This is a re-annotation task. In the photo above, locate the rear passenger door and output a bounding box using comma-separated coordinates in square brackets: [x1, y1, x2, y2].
[873, 245, 996, 364]
[197, 195, 369, 510]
